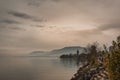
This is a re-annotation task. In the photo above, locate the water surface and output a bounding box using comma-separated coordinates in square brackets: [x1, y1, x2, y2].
[0, 57, 79, 80]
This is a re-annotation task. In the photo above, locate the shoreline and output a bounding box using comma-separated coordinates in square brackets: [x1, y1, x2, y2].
[70, 63, 109, 80]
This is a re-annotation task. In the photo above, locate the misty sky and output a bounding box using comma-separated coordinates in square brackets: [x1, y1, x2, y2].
[0, 0, 120, 55]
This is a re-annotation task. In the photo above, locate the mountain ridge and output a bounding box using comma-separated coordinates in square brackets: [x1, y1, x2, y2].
[30, 46, 87, 56]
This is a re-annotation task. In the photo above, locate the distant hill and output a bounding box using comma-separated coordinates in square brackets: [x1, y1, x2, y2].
[30, 46, 87, 57]
[50, 46, 86, 55]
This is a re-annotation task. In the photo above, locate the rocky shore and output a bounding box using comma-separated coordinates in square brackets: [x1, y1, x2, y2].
[71, 63, 109, 80]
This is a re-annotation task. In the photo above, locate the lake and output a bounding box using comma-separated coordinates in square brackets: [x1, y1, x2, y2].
[0, 57, 80, 80]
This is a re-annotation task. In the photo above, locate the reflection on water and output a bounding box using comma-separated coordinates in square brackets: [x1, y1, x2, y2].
[0, 57, 78, 80]
[60, 58, 86, 68]
[60, 58, 80, 68]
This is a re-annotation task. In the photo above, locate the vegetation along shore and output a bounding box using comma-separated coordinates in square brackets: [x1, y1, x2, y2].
[60, 36, 120, 80]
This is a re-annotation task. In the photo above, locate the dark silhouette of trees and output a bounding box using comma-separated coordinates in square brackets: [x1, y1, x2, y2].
[86, 42, 100, 65]
[107, 36, 120, 80]
[60, 50, 88, 65]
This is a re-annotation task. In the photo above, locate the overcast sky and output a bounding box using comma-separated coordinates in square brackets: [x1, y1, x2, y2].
[0, 0, 120, 55]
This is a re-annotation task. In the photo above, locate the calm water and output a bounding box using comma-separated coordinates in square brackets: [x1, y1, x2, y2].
[0, 57, 80, 80]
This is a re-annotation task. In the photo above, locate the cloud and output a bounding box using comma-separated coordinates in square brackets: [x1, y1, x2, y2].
[98, 23, 120, 31]
[31, 25, 45, 28]
[27, 0, 63, 7]
[49, 26, 56, 28]
[1, 0, 120, 55]
[0, 25, 25, 31]
[32, 18, 47, 22]
[27, 0, 47, 7]
[27, 0, 42, 7]
[51, 0, 62, 2]
[8, 11, 46, 22]
[73, 22, 120, 37]
[0, 19, 25, 31]
[31, 25, 57, 29]
[9, 26, 26, 31]
[8, 11, 34, 19]
[0, 19, 20, 24]
[65, 28, 103, 38]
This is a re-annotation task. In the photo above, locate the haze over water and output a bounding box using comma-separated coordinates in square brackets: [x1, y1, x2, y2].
[0, 56, 79, 80]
